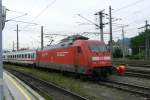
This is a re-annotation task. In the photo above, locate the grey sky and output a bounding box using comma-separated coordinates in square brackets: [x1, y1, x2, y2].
[2, 0, 150, 50]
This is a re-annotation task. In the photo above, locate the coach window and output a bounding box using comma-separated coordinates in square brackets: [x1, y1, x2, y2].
[33, 53, 35, 58]
[32, 53, 34, 58]
[25, 54, 27, 58]
[28, 54, 30, 58]
[31, 53, 33, 58]
[22, 54, 24, 58]
[30, 53, 33, 58]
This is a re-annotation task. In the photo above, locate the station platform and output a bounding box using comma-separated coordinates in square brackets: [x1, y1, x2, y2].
[3, 71, 45, 100]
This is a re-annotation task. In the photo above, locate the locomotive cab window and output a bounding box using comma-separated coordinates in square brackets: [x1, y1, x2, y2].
[89, 44, 107, 52]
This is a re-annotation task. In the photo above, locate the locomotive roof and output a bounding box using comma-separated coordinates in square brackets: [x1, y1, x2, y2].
[42, 35, 89, 51]
[60, 35, 89, 43]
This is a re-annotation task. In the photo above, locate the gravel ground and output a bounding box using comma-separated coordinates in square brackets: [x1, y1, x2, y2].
[83, 82, 146, 100]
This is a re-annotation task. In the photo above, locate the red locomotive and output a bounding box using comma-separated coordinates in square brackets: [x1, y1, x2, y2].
[3, 35, 123, 78]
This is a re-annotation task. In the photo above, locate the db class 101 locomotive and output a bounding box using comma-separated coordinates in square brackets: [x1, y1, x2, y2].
[3, 35, 125, 78]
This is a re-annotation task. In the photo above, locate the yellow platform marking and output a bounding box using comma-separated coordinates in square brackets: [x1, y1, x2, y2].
[5, 74, 31, 100]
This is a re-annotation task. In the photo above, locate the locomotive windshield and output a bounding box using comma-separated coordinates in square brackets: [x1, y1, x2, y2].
[89, 44, 107, 52]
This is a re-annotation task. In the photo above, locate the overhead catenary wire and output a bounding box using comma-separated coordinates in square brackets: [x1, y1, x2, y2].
[6, 8, 27, 14]
[77, 14, 99, 27]
[22, 0, 57, 30]
[6, 20, 37, 25]
[113, 0, 146, 13]
[6, 13, 28, 22]
[32, 0, 56, 21]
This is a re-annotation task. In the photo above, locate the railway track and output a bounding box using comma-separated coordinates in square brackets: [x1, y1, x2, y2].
[129, 65, 150, 68]
[5, 68, 88, 100]
[125, 67, 150, 79]
[125, 71, 150, 79]
[99, 80, 150, 98]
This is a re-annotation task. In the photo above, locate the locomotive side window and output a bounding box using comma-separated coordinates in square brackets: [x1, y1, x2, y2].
[77, 46, 82, 53]
[28, 54, 30, 58]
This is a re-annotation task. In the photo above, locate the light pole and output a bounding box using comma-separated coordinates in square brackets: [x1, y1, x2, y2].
[0, 0, 3, 99]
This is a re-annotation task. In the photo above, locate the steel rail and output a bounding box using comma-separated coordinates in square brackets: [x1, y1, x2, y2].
[125, 71, 150, 79]
[99, 80, 150, 98]
[5, 68, 88, 100]
[126, 68, 150, 74]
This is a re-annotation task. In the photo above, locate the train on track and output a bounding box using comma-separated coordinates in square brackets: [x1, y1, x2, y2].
[3, 35, 125, 78]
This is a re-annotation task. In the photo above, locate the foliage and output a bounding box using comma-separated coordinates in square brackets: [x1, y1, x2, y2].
[130, 29, 150, 55]
[113, 47, 123, 58]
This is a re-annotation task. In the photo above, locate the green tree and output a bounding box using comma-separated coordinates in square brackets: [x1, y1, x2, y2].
[113, 47, 123, 58]
[130, 29, 150, 55]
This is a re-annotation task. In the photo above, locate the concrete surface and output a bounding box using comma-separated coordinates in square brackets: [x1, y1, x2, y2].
[3, 71, 45, 100]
